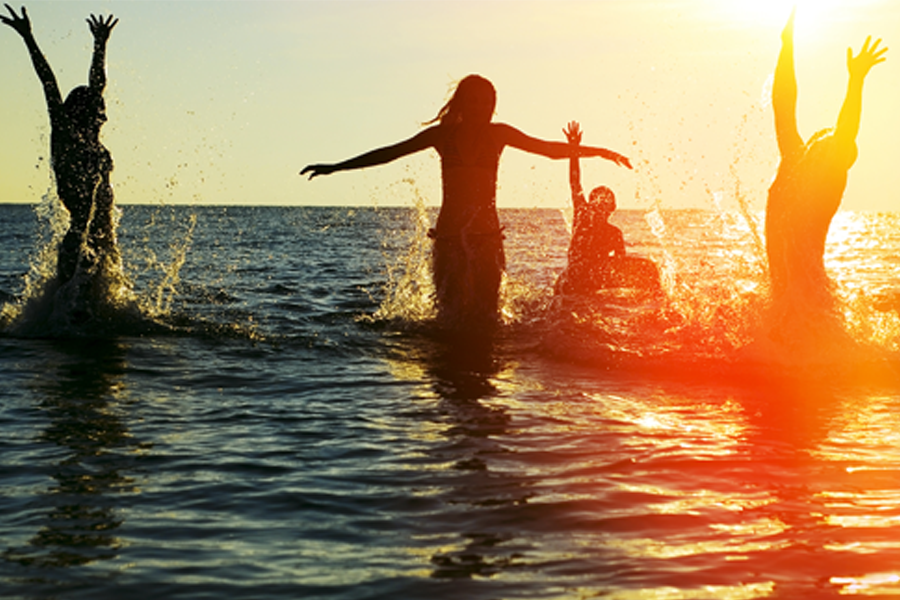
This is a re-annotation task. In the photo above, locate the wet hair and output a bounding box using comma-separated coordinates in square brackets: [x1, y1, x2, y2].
[805, 126, 858, 166]
[589, 186, 616, 213]
[425, 74, 497, 127]
[806, 128, 833, 148]
[64, 86, 105, 130]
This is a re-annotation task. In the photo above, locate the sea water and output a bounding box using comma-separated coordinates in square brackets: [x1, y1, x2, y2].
[1, 203, 900, 599]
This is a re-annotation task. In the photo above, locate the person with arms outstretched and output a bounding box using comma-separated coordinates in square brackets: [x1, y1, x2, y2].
[2, 4, 120, 287]
[302, 75, 632, 330]
[554, 121, 659, 296]
[766, 10, 886, 317]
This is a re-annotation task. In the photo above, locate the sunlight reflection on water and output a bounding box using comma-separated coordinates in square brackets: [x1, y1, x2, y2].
[2, 206, 900, 598]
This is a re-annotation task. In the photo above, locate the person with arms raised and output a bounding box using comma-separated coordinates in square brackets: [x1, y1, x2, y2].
[554, 121, 659, 296]
[765, 9, 886, 347]
[302, 75, 632, 331]
[2, 4, 121, 293]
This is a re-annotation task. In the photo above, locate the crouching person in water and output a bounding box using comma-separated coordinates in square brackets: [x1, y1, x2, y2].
[2, 5, 121, 293]
[302, 75, 632, 331]
[554, 121, 659, 296]
[765, 10, 886, 344]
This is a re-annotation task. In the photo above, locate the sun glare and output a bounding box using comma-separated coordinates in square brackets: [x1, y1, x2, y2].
[710, 0, 856, 35]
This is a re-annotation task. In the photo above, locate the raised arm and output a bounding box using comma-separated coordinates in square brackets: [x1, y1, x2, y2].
[563, 121, 587, 212]
[2, 4, 63, 121]
[772, 9, 802, 161]
[834, 36, 887, 149]
[496, 123, 632, 169]
[301, 126, 440, 179]
[87, 13, 118, 94]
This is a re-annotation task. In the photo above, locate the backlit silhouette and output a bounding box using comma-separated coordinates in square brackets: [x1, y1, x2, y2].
[2, 5, 121, 290]
[766, 10, 886, 318]
[302, 75, 632, 330]
[554, 121, 660, 296]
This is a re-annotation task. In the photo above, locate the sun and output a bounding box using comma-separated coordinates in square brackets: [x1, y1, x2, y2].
[709, 0, 853, 33]
[722, 0, 795, 26]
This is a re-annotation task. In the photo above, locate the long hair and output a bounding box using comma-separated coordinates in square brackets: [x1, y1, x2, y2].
[424, 74, 496, 127]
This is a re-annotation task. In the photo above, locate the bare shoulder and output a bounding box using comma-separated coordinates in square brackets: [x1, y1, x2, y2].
[413, 123, 447, 146]
[490, 122, 519, 138]
[391, 124, 444, 154]
[489, 122, 531, 147]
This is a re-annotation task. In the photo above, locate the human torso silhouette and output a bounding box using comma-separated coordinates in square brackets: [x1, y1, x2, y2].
[433, 122, 503, 237]
[569, 204, 624, 266]
[50, 118, 117, 282]
[766, 132, 856, 305]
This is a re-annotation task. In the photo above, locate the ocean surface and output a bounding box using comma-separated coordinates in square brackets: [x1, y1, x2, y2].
[2, 203, 900, 599]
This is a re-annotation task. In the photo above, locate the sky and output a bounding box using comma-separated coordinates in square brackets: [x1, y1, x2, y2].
[0, 0, 897, 211]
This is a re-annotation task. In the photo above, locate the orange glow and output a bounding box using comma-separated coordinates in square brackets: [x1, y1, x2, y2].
[831, 573, 900, 595]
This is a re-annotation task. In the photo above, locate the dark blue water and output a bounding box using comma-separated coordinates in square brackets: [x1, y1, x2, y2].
[2, 204, 900, 599]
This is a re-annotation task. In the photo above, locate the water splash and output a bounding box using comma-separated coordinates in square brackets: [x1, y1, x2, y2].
[0, 198, 196, 338]
[370, 182, 562, 334]
[369, 180, 437, 326]
[141, 212, 197, 317]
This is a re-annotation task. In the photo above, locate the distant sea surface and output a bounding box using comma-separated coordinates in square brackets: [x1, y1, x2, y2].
[2, 203, 900, 599]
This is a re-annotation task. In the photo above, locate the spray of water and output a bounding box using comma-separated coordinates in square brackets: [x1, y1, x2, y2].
[370, 180, 437, 326]
[369, 178, 562, 333]
[0, 195, 196, 338]
[142, 213, 197, 317]
[368, 170, 897, 375]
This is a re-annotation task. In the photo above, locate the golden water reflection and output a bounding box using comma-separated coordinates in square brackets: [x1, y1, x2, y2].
[831, 572, 900, 596]
[827, 212, 900, 350]
[597, 581, 777, 600]
[514, 358, 900, 591]
[380, 317, 900, 594]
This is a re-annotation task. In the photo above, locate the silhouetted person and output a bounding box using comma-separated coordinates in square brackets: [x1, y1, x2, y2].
[2, 5, 120, 286]
[302, 75, 632, 329]
[766, 10, 886, 315]
[555, 121, 659, 296]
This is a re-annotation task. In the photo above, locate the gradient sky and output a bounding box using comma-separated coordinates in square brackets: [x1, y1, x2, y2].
[0, 0, 897, 211]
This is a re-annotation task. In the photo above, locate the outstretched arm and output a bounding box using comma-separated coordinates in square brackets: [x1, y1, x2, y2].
[301, 126, 440, 179]
[834, 36, 887, 148]
[772, 9, 802, 161]
[497, 123, 632, 169]
[2, 4, 63, 120]
[87, 13, 118, 94]
[563, 121, 587, 212]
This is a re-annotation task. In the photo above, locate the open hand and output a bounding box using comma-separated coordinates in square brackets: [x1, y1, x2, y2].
[848, 36, 887, 79]
[88, 13, 118, 43]
[1, 4, 32, 38]
[563, 121, 582, 145]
